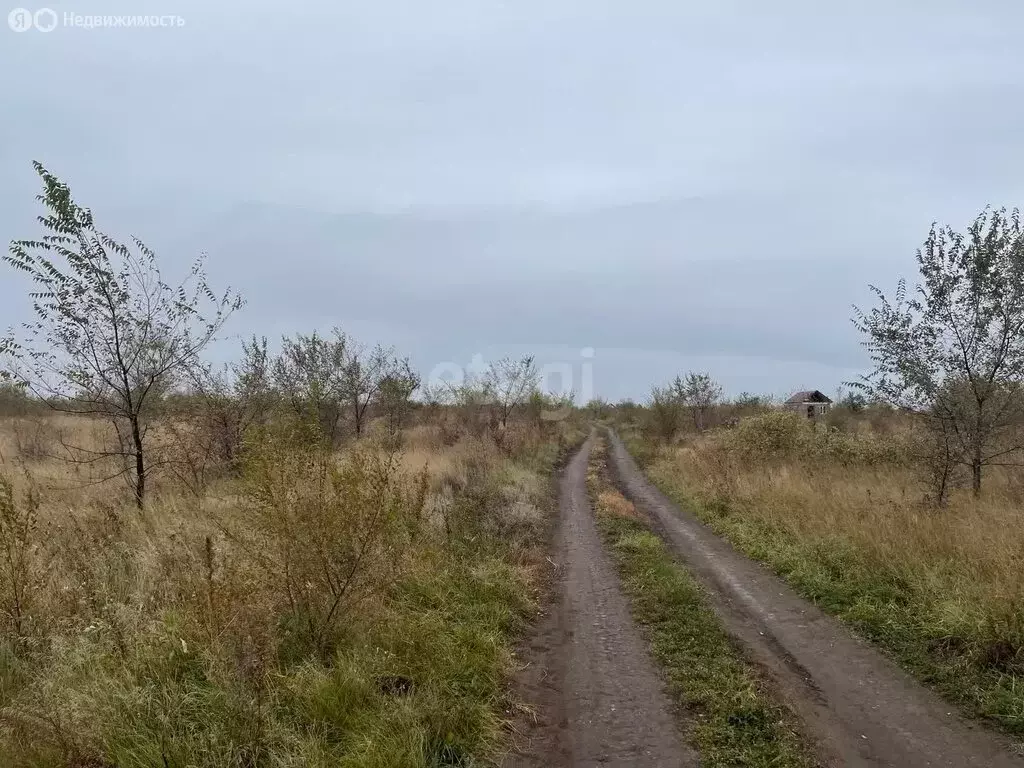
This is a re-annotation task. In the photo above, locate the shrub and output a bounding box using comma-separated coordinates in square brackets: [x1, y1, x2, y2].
[233, 425, 427, 658]
[724, 410, 907, 467]
[0, 384, 32, 419]
[725, 411, 812, 459]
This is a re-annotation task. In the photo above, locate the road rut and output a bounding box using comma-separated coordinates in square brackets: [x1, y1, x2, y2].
[607, 428, 1024, 768]
[505, 434, 696, 767]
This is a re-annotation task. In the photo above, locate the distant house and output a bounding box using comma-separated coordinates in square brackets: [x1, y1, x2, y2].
[784, 390, 832, 419]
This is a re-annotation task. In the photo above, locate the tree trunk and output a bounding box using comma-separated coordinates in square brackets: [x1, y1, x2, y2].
[936, 463, 950, 507]
[131, 414, 145, 509]
[969, 402, 989, 497]
[935, 425, 953, 507]
[971, 449, 982, 497]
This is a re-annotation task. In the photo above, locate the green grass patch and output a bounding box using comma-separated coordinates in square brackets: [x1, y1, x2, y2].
[285, 546, 533, 768]
[589, 457, 816, 766]
[0, 544, 531, 768]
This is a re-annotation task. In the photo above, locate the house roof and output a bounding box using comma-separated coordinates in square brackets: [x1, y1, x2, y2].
[785, 390, 832, 404]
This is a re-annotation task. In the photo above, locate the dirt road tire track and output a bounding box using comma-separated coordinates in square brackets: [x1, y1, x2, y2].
[504, 434, 696, 767]
[606, 427, 1024, 768]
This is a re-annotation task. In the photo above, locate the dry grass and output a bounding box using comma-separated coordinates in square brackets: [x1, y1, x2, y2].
[639, 411, 1024, 734]
[595, 489, 641, 520]
[0, 415, 117, 495]
[0, 412, 575, 767]
[659, 442, 1024, 643]
[0, 413, 208, 507]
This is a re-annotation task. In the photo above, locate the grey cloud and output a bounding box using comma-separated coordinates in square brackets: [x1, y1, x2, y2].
[2, 1, 1024, 399]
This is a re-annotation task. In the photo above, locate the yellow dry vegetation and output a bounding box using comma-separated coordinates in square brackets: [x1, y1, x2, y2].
[0, 411, 581, 767]
[641, 410, 1024, 734]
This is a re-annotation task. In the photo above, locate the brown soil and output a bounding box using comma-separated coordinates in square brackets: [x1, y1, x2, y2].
[503, 433, 696, 767]
[606, 427, 1024, 768]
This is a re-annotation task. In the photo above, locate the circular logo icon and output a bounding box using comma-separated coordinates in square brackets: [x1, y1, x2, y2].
[33, 7, 57, 32]
[8, 7, 33, 31]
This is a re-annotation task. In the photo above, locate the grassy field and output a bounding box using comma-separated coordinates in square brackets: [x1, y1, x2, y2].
[629, 410, 1024, 737]
[0, 412, 581, 767]
[586, 435, 816, 768]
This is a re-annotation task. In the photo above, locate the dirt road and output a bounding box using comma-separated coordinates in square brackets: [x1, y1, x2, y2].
[606, 428, 1024, 768]
[504, 434, 696, 767]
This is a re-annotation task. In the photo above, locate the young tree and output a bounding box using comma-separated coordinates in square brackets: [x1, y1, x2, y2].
[484, 356, 540, 430]
[273, 331, 413, 442]
[854, 207, 1024, 498]
[674, 371, 722, 432]
[184, 335, 275, 473]
[734, 392, 763, 408]
[0, 163, 242, 508]
[838, 390, 868, 413]
[614, 398, 643, 426]
[420, 381, 447, 427]
[525, 389, 577, 429]
[646, 384, 683, 443]
[375, 360, 421, 444]
[273, 329, 350, 445]
[583, 397, 611, 420]
[447, 376, 492, 438]
[343, 343, 408, 438]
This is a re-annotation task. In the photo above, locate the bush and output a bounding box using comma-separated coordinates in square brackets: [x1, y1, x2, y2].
[234, 424, 427, 659]
[725, 411, 812, 459]
[724, 410, 907, 467]
[0, 383, 32, 419]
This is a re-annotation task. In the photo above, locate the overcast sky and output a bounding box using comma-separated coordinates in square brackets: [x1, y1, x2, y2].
[2, 1, 1023, 400]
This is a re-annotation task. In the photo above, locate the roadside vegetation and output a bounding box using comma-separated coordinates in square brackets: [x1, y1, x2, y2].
[622, 410, 1024, 735]
[614, 205, 1024, 737]
[0, 164, 584, 766]
[585, 434, 817, 767]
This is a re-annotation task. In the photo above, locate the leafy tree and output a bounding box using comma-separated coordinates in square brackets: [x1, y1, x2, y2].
[442, 374, 493, 439]
[840, 392, 868, 413]
[1, 163, 242, 508]
[273, 330, 413, 442]
[344, 343, 409, 438]
[854, 206, 1024, 498]
[646, 384, 683, 442]
[484, 356, 540, 429]
[583, 397, 611, 420]
[183, 335, 275, 477]
[614, 398, 643, 424]
[525, 389, 576, 428]
[376, 361, 421, 444]
[673, 371, 722, 432]
[273, 329, 350, 445]
[735, 392, 764, 408]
